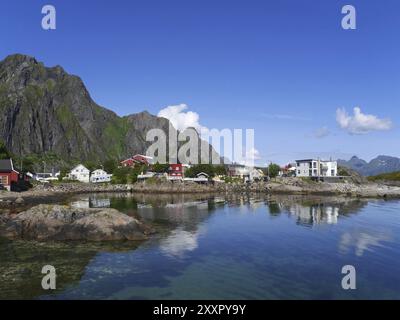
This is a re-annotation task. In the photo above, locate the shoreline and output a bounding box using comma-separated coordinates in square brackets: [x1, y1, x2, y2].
[1, 179, 400, 208]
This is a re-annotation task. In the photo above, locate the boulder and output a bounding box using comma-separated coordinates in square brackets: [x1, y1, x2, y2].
[15, 197, 24, 205]
[0, 204, 154, 241]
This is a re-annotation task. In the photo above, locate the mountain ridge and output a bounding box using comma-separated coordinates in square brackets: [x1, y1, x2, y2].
[0, 54, 218, 168]
[338, 155, 400, 176]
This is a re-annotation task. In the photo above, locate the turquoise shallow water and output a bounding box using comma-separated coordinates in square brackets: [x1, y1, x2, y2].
[1, 193, 400, 300]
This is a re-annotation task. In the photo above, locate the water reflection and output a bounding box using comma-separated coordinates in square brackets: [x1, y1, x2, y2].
[339, 229, 393, 257]
[160, 226, 206, 258]
[67, 193, 369, 228]
[1, 193, 399, 300]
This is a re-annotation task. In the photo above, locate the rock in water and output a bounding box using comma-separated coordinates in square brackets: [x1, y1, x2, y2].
[0, 204, 154, 241]
[15, 197, 25, 205]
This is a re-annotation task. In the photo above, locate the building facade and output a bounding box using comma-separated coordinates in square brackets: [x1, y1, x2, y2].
[168, 164, 184, 180]
[227, 165, 265, 182]
[68, 164, 90, 183]
[0, 159, 19, 191]
[90, 169, 112, 183]
[295, 159, 337, 177]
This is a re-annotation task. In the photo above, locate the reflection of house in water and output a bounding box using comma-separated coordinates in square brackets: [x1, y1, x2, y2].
[70, 198, 90, 209]
[70, 197, 111, 209]
[287, 203, 339, 225]
[165, 201, 209, 210]
[90, 198, 111, 208]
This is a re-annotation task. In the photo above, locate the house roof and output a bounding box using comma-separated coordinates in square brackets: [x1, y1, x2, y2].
[71, 164, 89, 172]
[196, 172, 209, 177]
[92, 169, 107, 174]
[295, 159, 315, 162]
[0, 159, 15, 172]
[295, 159, 336, 163]
[132, 154, 153, 160]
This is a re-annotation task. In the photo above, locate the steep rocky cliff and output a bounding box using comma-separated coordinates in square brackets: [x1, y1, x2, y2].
[0, 54, 217, 166]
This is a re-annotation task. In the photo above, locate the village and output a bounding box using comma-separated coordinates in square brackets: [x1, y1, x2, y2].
[0, 155, 340, 192]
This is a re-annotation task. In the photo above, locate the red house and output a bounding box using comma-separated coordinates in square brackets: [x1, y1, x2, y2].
[120, 158, 135, 167]
[168, 164, 183, 180]
[120, 154, 153, 167]
[0, 159, 19, 191]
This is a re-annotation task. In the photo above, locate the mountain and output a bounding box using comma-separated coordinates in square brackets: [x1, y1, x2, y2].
[338, 155, 400, 176]
[0, 54, 218, 167]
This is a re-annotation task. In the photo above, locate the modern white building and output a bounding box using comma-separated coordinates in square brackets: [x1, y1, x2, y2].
[90, 169, 112, 183]
[68, 164, 90, 183]
[295, 159, 337, 177]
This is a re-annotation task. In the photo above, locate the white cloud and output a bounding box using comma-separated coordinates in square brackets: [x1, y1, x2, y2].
[160, 227, 205, 258]
[336, 107, 392, 135]
[246, 147, 261, 161]
[238, 147, 261, 166]
[158, 104, 262, 165]
[158, 104, 207, 133]
[313, 126, 330, 138]
[339, 230, 392, 257]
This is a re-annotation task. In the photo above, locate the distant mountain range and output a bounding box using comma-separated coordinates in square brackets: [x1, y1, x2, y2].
[338, 155, 400, 176]
[0, 54, 218, 167]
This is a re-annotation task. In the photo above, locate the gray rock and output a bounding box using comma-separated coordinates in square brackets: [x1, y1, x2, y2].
[15, 197, 24, 205]
[0, 204, 155, 241]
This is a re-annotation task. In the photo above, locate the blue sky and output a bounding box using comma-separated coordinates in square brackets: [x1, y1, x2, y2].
[1, 0, 399, 164]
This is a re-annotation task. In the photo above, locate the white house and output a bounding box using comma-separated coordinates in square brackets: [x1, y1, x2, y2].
[68, 164, 90, 183]
[137, 171, 157, 181]
[295, 159, 337, 177]
[194, 172, 209, 183]
[184, 172, 210, 184]
[90, 169, 112, 183]
[228, 165, 265, 182]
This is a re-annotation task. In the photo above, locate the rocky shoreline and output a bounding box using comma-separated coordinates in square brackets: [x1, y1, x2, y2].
[1, 178, 400, 209]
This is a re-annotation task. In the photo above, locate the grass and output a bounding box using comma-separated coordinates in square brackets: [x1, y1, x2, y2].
[103, 118, 129, 157]
[368, 171, 400, 182]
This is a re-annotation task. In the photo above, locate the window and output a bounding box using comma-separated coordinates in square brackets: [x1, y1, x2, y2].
[297, 170, 300, 174]
[0, 175, 8, 185]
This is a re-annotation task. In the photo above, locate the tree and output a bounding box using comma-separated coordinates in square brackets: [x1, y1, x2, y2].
[0, 140, 11, 159]
[185, 164, 215, 178]
[129, 165, 147, 183]
[103, 159, 117, 174]
[58, 167, 70, 181]
[18, 156, 35, 173]
[112, 167, 129, 184]
[214, 165, 227, 176]
[267, 163, 281, 178]
[83, 160, 98, 173]
[152, 162, 169, 173]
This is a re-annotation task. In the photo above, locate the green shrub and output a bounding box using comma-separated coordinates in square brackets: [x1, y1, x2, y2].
[368, 171, 400, 182]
